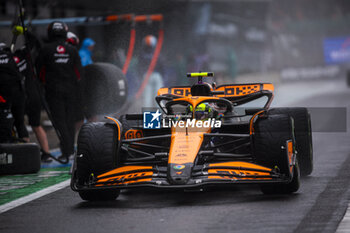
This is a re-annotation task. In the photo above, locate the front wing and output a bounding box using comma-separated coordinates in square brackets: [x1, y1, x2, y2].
[71, 161, 291, 191]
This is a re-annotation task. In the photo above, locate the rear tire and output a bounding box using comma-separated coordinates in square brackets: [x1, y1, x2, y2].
[254, 114, 300, 194]
[81, 62, 128, 118]
[269, 108, 313, 176]
[76, 122, 120, 201]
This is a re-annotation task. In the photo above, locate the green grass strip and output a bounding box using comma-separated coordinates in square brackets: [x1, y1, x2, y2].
[0, 167, 70, 205]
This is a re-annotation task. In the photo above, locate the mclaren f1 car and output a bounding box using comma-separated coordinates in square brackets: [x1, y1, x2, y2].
[71, 72, 313, 201]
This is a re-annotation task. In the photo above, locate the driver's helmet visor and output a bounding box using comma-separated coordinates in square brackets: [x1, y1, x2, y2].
[195, 110, 209, 120]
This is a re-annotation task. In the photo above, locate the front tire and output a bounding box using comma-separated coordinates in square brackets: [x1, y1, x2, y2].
[254, 114, 300, 194]
[76, 122, 120, 201]
[269, 108, 313, 176]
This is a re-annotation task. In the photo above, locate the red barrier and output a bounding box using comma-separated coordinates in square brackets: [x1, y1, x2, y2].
[134, 14, 163, 22]
[106, 14, 133, 22]
[122, 28, 136, 74]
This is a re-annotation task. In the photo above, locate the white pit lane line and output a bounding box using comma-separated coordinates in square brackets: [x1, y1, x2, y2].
[0, 148, 71, 214]
[336, 204, 350, 233]
[0, 179, 70, 214]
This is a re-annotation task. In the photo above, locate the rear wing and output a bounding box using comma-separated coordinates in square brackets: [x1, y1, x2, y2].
[157, 83, 274, 97]
[157, 83, 274, 108]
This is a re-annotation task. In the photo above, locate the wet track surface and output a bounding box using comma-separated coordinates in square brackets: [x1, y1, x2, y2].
[1, 80, 350, 233]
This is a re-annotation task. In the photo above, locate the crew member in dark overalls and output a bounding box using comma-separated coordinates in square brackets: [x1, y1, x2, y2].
[13, 29, 52, 162]
[0, 42, 27, 142]
[36, 22, 82, 161]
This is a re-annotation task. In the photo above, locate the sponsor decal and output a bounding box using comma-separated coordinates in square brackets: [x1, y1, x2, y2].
[170, 88, 191, 96]
[174, 114, 181, 121]
[18, 62, 26, 72]
[125, 129, 143, 139]
[56, 45, 66, 54]
[13, 56, 19, 64]
[208, 22, 238, 37]
[223, 85, 260, 96]
[55, 58, 69, 63]
[324, 36, 350, 64]
[0, 58, 9, 64]
[0, 153, 12, 165]
[0, 96, 6, 103]
[97, 171, 152, 185]
[52, 22, 65, 30]
[173, 164, 186, 170]
[208, 169, 271, 180]
[54, 53, 69, 57]
[281, 66, 340, 80]
[143, 109, 162, 129]
[118, 80, 126, 96]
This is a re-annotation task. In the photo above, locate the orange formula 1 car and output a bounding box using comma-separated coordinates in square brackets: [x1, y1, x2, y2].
[71, 72, 313, 201]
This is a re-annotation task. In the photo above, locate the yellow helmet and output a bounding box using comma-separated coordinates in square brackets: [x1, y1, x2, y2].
[188, 103, 212, 120]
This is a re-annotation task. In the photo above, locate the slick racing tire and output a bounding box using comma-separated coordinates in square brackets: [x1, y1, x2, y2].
[81, 62, 128, 118]
[269, 108, 313, 176]
[76, 122, 120, 201]
[253, 114, 300, 194]
[0, 143, 40, 175]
